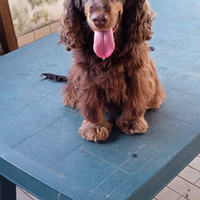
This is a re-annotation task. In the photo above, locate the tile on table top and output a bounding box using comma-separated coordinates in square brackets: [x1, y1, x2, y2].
[179, 166, 200, 184]
[156, 63, 183, 84]
[188, 56, 200, 73]
[93, 169, 130, 198]
[50, 146, 117, 191]
[15, 97, 70, 134]
[168, 176, 200, 200]
[165, 0, 197, 9]
[155, 187, 181, 200]
[194, 28, 200, 36]
[45, 110, 85, 146]
[120, 145, 160, 174]
[155, 47, 200, 68]
[148, 42, 172, 60]
[45, 88, 64, 104]
[147, 118, 191, 151]
[0, 47, 71, 97]
[14, 128, 77, 168]
[165, 69, 200, 97]
[57, 179, 105, 200]
[0, 33, 59, 70]
[0, 106, 12, 119]
[157, 87, 196, 119]
[149, 0, 184, 17]
[167, 18, 200, 34]
[184, 3, 200, 21]
[151, 27, 189, 46]
[0, 77, 40, 113]
[132, 111, 171, 144]
[80, 129, 144, 167]
[152, 14, 180, 33]
[189, 157, 200, 172]
[108, 163, 157, 200]
[175, 35, 200, 53]
[0, 113, 41, 147]
[175, 97, 200, 124]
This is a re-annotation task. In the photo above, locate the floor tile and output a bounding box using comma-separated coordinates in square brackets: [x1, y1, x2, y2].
[178, 196, 187, 200]
[178, 166, 200, 184]
[189, 157, 200, 171]
[17, 187, 31, 200]
[195, 179, 200, 188]
[17, 187, 39, 200]
[168, 176, 200, 200]
[155, 187, 181, 200]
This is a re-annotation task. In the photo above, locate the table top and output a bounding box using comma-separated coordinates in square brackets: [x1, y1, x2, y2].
[1, 1, 200, 199]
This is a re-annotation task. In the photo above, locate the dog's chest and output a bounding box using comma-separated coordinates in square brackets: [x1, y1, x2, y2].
[92, 64, 127, 103]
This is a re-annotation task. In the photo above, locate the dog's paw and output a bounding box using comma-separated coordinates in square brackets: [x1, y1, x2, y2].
[79, 120, 112, 142]
[116, 116, 148, 135]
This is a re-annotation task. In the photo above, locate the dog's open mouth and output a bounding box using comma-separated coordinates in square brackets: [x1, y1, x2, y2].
[93, 22, 119, 59]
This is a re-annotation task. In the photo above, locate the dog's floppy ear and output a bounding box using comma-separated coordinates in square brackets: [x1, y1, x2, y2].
[123, 0, 155, 43]
[58, 0, 84, 51]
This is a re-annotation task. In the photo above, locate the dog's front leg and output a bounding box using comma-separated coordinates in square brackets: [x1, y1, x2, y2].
[116, 107, 148, 135]
[78, 104, 112, 142]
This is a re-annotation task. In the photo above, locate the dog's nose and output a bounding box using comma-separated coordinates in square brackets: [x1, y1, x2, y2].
[91, 14, 108, 27]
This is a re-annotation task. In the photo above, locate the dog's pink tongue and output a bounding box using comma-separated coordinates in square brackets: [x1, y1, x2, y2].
[93, 29, 115, 58]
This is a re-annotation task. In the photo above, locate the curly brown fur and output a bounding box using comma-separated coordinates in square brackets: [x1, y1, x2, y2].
[59, 0, 165, 142]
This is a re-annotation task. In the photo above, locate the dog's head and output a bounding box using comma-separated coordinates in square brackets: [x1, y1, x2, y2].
[59, 0, 154, 58]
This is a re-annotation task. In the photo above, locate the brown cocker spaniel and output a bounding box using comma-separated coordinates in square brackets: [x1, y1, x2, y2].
[52, 0, 165, 142]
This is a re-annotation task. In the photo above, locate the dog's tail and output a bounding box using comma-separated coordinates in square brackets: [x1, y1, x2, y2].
[40, 73, 68, 82]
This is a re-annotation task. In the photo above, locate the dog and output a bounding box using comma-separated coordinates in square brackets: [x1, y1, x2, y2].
[42, 0, 165, 142]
